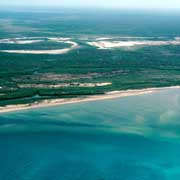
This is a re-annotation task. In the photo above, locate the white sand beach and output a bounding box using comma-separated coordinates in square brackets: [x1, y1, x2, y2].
[0, 86, 180, 114]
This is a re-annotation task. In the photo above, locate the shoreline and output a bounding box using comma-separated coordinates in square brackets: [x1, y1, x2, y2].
[0, 86, 180, 114]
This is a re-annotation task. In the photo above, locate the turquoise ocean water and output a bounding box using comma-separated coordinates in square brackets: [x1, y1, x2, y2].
[0, 88, 180, 180]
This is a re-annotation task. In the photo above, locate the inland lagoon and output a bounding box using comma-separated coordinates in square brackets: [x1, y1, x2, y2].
[0, 88, 180, 180]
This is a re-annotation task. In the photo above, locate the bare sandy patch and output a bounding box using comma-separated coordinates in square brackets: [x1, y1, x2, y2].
[18, 82, 112, 88]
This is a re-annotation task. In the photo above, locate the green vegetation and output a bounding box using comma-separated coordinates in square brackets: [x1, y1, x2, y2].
[1, 10, 180, 106]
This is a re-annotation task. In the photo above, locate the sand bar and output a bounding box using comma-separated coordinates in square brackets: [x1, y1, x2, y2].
[0, 37, 78, 54]
[87, 39, 180, 49]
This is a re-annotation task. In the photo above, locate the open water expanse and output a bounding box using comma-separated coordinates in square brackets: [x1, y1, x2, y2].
[0, 88, 180, 180]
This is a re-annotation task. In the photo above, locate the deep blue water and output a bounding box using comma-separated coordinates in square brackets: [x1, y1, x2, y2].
[0, 89, 180, 180]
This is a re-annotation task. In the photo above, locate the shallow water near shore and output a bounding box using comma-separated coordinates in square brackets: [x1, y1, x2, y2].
[0, 88, 180, 180]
